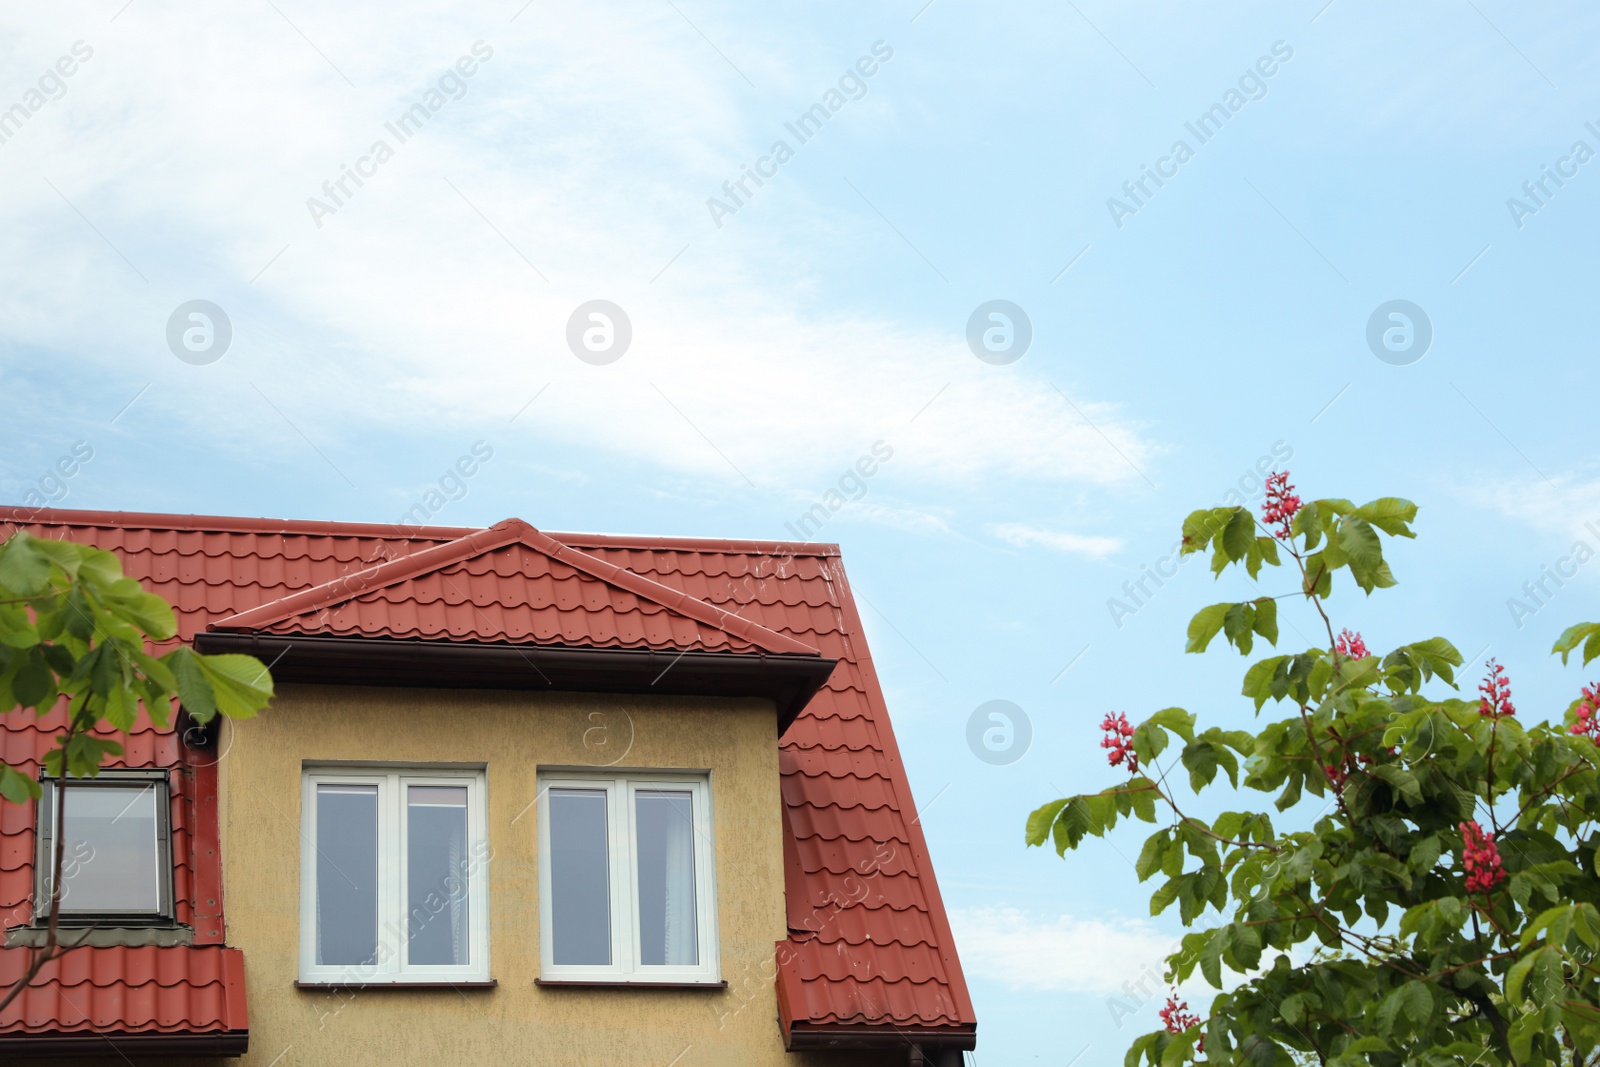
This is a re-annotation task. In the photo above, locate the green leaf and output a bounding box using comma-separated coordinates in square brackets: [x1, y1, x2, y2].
[1227, 920, 1261, 970]
[1338, 515, 1382, 567]
[0, 766, 40, 803]
[1025, 799, 1068, 847]
[1528, 945, 1565, 1027]
[1376, 980, 1432, 1032]
[1509, 1009, 1540, 1064]
[1353, 497, 1418, 537]
[1223, 602, 1256, 656]
[1553, 622, 1600, 666]
[1136, 832, 1169, 882]
[1398, 895, 1464, 945]
[101, 684, 139, 733]
[1124, 1032, 1158, 1067]
[1274, 772, 1302, 812]
[1187, 604, 1230, 654]
[1160, 1030, 1198, 1067]
[12, 648, 55, 709]
[1146, 707, 1196, 742]
[102, 582, 178, 641]
[1200, 926, 1225, 988]
[71, 545, 125, 589]
[1368, 763, 1422, 804]
[1339, 516, 1396, 594]
[1573, 902, 1600, 948]
[1180, 507, 1234, 556]
[1382, 637, 1463, 692]
[52, 733, 123, 779]
[1293, 501, 1323, 548]
[1242, 655, 1290, 711]
[1506, 950, 1535, 1004]
[1251, 598, 1278, 646]
[0, 604, 38, 649]
[1182, 739, 1220, 792]
[168, 646, 215, 721]
[1253, 535, 1281, 572]
[164, 648, 273, 723]
[0, 533, 53, 595]
[1053, 797, 1103, 853]
[1127, 780, 1158, 823]
[1521, 903, 1577, 950]
[1149, 876, 1181, 917]
[1221, 508, 1255, 563]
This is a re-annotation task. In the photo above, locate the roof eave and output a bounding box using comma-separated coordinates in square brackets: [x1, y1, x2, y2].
[193, 633, 837, 734]
[782, 1023, 977, 1051]
[0, 1029, 249, 1057]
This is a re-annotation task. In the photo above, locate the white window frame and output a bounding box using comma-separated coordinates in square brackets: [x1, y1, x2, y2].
[537, 771, 719, 984]
[299, 766, 490, 984]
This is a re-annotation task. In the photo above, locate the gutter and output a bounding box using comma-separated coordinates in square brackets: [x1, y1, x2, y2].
[784, 1023, 978, 1051]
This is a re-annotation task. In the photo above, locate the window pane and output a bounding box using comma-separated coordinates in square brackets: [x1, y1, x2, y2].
[635, 790, 698, 966]
[548, 789, 610, 966]
[316, 784, 378, 967]
[406, 785, 469, 966]
[49, 783, 160, 913]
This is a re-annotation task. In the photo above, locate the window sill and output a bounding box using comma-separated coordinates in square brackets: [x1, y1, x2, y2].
[535, 978, 728, 989]
[295, 980, 498, 990]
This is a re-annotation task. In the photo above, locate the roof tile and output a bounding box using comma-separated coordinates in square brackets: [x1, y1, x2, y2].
[0, 946, 247, 1037]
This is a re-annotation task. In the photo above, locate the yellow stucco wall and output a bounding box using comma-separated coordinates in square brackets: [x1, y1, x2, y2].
[200, 684, 882, 1067]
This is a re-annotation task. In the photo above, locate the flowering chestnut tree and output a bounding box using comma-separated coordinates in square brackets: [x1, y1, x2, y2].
[1028, 476, 1600, 1066]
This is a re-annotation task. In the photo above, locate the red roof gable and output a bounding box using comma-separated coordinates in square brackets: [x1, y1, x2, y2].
[0, 508, 976, 1049]
[209, 518, 817, 656]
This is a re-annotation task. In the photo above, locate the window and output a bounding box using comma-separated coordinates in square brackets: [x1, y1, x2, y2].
[299, 768, 489, 984]
[35, 772, 172, 923]
[537, 772, 718, 984]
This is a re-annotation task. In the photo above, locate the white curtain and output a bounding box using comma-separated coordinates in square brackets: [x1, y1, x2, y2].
[447, 830, 466, 965]
[660, 793, 697, 966]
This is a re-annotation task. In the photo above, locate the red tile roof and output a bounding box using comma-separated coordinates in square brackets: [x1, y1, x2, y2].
[0, 945, 247, 1049]
[0, 508, 976, 1049]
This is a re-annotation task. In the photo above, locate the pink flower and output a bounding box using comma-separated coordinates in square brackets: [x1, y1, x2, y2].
[1159, 990, 1203, 1051]
[1478, 660, 1516, 718]
[1570, 683, 1600, 739]
[1335, 628, 1369, 660]
[1260, 471, 1302, 540]
[1459, 820, 1506, 895]
[1100, 712, 1137, 773]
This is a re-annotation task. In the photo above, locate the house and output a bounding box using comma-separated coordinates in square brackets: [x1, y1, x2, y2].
[0, 508, 976, 1065]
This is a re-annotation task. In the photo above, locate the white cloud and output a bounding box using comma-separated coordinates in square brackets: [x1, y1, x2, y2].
[841, 500, 952, 536]
[1463, 473, 1600, 538]
[948, 906, 1179, 995]
[948, 905, 1292, 1004]
[0, 1, 1158, 497]
[989, 522, 1123, 559]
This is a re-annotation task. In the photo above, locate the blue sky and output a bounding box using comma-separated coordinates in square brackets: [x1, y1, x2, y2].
[4, 0, 1600, 1061]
